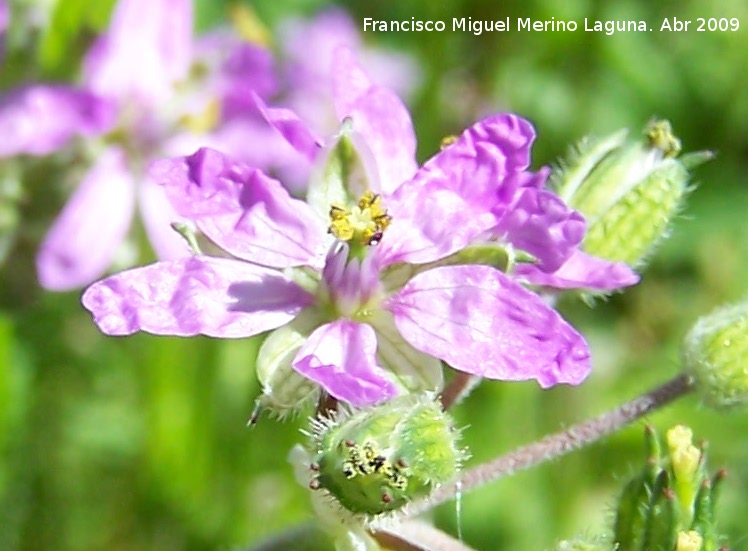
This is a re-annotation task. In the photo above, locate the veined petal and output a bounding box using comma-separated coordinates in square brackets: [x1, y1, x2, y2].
[37, 147, 135, 291]
[494, 185, 586, 272]
[380, 114, 537, 266]
[81, 256, 313, 337]
[151, 148, 326, 267]
[332, 47, 417, 194]
[385, 265, 590, 387]
[83, 0, 192, 104]
[254, 94, 322, 162]
[292, 320, 399, 406]
[0, 85, 116, 156]
[514, 249, 640, 291]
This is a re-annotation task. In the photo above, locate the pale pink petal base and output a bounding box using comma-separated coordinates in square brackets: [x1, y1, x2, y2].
[82, 256, 313, 337]
[37, 147, 135, 290]
[293, 320, 399, 406]
[138, 175, 193, 260]
[385, 265, 591, 388]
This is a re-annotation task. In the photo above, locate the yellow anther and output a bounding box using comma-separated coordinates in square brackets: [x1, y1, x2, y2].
[328, 192, 391, 246]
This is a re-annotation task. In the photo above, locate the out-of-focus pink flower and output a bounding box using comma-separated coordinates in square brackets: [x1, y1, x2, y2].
[0, 0, 282, 291]
[82, 50, 614, 408]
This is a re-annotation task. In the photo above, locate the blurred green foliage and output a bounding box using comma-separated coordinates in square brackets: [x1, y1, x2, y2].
[1, 0, 748, 549]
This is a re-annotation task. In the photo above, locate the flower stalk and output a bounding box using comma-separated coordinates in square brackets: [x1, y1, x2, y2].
[400, 373, 695, 517]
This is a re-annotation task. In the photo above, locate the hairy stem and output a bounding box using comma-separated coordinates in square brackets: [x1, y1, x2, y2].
[405, 373, 695, 516]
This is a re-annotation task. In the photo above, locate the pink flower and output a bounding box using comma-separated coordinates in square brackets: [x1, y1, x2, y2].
[81, 50, 620, 407]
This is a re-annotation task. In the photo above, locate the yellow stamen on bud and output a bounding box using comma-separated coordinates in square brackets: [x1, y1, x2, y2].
[328, 191, 391, 246]
[667, 425, 701, 482]
[676, 530, 703, 551]
[667, 424, 702, 517]
[647, 119, 682, 158]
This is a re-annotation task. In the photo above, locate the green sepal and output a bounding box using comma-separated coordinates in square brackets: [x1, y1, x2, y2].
[254, 311, 323, 418]
[614, 468, 657, 551]
[306, 119, 377, 221]
[690, 470, 726, 551]
[643, 470, 679, 551]
[582, 159, 689, 266]
[551, 129, 629, 202]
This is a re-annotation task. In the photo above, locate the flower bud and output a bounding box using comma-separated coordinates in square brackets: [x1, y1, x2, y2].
[613, 426, 727, 551]
[552, 120, 711, 268]
[676, 530, 703, 551]
[254, 315, 321, 419]
[307, 394, 463, 516]
[682, 298, 748, 411]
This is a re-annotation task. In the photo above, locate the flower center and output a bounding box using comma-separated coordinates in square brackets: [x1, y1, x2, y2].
[328, 191, 391, 246]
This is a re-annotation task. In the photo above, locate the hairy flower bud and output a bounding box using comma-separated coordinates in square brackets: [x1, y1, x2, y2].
[613, 425, 727, 551]
[307, 394, 463, 516]
[683, 298, 748, 411]
[552, 120, 711, 269]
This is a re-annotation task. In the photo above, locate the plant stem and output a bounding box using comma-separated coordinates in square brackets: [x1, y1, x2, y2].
[404, 373, 695, 517]
[440, 372, 481, 411]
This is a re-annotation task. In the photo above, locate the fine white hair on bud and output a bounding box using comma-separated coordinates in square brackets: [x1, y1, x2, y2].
[306, 394, 465, 516]
[682, 298, 748, 411]
[551, 119, 712, 270]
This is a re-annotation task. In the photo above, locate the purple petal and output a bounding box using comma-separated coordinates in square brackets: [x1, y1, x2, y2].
[380, 114, 537, 266]
[137, 175, 193, 260]
[514, 250, 640, 291]
[254, 94, 322, 163]
[83, 0, 192, 104]
[293, 320, 399, 406]
[494, 184, 586, 272]
[385, 265, 590, 387]
[332, 47, 417, 194]
[151, 148, 326, 267]
[37, 147, 135, 291]
[194, 33, 277, 118]
[0, 85, 116, 156]
[81, 256, 313, 337]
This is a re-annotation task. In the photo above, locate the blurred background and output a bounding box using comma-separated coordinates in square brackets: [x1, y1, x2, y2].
[1, 0, 748, 549]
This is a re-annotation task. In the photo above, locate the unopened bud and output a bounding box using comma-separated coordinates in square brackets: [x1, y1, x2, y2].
[255, 318, 321, 419]
[676, 530, 703, 551]
[552, 120, 711, 268]
[307, 394, 463, 516]
[614, 426, 728, 551]
[683, 298, 748, 411]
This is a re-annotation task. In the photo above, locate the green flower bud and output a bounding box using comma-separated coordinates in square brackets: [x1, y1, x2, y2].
[683, 298, 748, 411]
[253, 313, 322, 420]
[552, 120, 712, 268]
[614, 426, 728, 551]
[307, 395, 464, 516]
